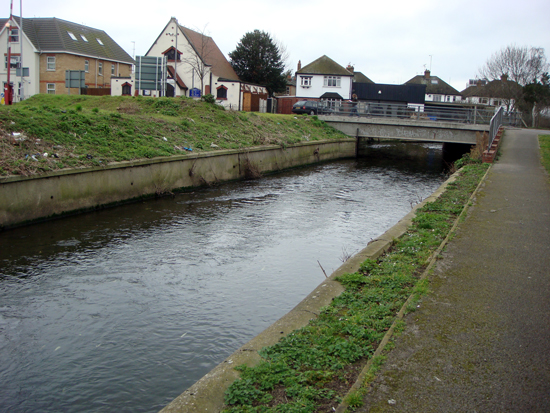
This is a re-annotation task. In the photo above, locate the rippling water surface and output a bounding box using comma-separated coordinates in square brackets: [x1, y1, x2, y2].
[0, 144, 447, 412]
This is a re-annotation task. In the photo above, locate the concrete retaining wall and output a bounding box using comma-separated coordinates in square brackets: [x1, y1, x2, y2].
[0, 139, 356, 229]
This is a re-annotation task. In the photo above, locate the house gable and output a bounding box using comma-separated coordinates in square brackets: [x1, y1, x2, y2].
[295, 55, 353, 100]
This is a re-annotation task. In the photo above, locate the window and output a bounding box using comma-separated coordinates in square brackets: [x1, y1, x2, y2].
[433, 95, 442, 102]
[111, 64, 115, 75]
[47, 83, 55, 94]
[323, 76, 341, 87]
[84, 60, 89, 72]
[47, 56, 56, 71]
[122, 83, 132, 96]
[81, 34, 88, 42]
[493, 100, 500, 106]
[68, 31, 77, 41]
[96, 38, 104, 46]
[300, 76, 312, 87]
[165, 48, 181, 61]
[9, 28, 19, 43]
[4, 54, 20, 69]
[216, 86, 228, 99]
[431, 79, 439, 84]
[98, 62, 103, 76]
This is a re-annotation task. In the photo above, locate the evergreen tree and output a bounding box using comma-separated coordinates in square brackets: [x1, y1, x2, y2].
[229, 30, 287, 96]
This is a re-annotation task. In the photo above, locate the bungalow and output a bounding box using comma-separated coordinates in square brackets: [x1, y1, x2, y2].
[405, 70, 461, 104]
[0, 16, 134, 102]
[461, 75, 522, 112]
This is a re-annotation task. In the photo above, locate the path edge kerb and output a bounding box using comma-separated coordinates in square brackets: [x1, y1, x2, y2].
[335, 163, 493, 412]
[159, 168, 471, 413]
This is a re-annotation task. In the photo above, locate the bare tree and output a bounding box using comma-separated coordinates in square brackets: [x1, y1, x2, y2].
[180, 24, 213, 95]
[479, 45, 549, 86]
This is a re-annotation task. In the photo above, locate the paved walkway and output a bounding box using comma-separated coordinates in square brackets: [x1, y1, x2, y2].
[358, 128, 550, 412]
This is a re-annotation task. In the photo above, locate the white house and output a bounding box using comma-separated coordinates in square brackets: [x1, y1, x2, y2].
[461, 75, 522, 112]
[135, 18, 266, 111]
[405, 70, 462, 104]
[295, 55, 353, 106]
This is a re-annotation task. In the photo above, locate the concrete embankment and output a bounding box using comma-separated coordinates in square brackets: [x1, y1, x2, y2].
[158, 168, 462, 413]
[0, 138, 355, 229]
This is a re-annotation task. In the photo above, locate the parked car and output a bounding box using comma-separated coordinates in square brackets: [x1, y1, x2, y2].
[292, 101, 333, 115]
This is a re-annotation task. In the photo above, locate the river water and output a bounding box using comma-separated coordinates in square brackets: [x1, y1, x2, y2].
[0, 143, 448, 412]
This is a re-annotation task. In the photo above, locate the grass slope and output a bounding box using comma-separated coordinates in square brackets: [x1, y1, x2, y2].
[0, 95, 347, 177]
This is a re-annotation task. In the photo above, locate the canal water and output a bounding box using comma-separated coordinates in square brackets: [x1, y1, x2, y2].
[1, 143, 448, 412]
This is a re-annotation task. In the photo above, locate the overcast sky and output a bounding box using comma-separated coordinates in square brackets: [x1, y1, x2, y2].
[11, 0, 550, 92]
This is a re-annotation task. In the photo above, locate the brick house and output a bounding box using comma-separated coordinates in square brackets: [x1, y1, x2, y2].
[0, 16, 134, 101]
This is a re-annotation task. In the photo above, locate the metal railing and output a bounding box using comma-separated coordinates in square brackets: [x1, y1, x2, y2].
[322, 101, 519, 127]
[488, 106, 504, 149]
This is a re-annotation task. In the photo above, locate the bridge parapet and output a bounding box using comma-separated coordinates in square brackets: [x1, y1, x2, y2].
[321, 115, 488, 145]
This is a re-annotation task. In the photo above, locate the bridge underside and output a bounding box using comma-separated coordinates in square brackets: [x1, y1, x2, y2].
[321, 115, 489, 145]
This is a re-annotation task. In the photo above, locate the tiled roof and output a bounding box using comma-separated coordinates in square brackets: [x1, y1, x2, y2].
[180, 24, 240, 82]
[353, 71, 374, 84]
[461, 79, 522, 99]
[297, 55, 352, 76]
[405, 71, 460, 95]
[1, 17, 134, 64]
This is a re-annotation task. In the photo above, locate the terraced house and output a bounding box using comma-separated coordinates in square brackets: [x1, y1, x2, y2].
[0, 16, 134, 101]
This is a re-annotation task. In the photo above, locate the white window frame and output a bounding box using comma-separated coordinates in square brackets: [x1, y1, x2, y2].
[47, 56, 56, 71]
[323, 76, 341, 87]
[98, 62, 103, 76]
[111, 64, 115, 75]
[84, 60, 89, 73]
[300, 76, 312, 87]
[4, 54, 21, 69]
[9, 28, 19, 43]
[47, 83, 55, 94]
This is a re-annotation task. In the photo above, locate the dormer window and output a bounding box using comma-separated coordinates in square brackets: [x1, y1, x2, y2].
[68, 31, 77, 41]
[431, 79, 439, 84]
[96, 38, 104, 46]
[81, 34, 88, 42]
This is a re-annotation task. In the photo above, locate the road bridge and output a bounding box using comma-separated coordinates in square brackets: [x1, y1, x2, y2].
[320, 115, 489, 145]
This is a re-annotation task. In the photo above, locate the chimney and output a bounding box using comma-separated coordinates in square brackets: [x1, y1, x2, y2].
[346, 64, 354, 73]
[424, 69, 431, 80]
[501, 74, 508, 82]
[476, 80, 482, 87]
[297, 60, 301, 71]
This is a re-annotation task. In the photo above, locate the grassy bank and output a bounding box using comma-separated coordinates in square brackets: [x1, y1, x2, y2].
[539, 135, 550, 174]
[0, 95, 346, 177]
[221, 162, 489, 413]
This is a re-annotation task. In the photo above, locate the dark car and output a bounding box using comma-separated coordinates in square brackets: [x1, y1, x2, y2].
[292, 101, 333, 115]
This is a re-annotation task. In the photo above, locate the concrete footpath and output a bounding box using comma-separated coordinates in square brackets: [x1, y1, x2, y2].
[358, 128, 550, 412]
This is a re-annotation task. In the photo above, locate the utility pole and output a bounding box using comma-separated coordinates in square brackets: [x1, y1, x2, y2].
[4, 0, 14, 105]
